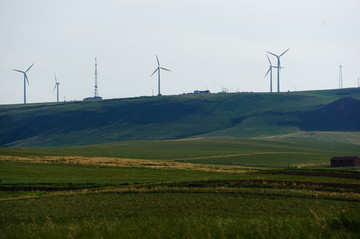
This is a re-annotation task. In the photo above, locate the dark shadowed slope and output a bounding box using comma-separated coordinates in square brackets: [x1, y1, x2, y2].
[298, 97, 360, 131]
[0, 88, 359, 147]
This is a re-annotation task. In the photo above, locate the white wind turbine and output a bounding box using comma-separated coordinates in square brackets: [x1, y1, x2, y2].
[150, 55, 171, 96]
[267, 49, 289, 92]
[53, 73, 60, 103]
[13, 63, 34, 104]
[264, 55, 277, 93]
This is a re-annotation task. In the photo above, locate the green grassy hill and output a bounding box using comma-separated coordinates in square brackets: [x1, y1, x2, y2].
[0, 88, 359, 147]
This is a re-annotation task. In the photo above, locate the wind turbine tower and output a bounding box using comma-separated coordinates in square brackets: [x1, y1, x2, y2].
[339, 65, 343, 89]
[264, 55, 277, 93]
[13, 63, 34, 104]
[267, 49, 289, 93]
[150, 55, 171, 96]
[53, 73, 60, 103]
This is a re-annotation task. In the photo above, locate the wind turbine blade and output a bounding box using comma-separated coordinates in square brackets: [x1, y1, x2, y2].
[160, 67, 171, 72]
[267, 51, 278, 58]
[150, 68, 159, 76]
[53, 84, 57, 92]
[156, 55, 160, 66]
[266, 55, 272, 66]
[13, 69, 24, 73]
[279, 48, 290, 57]
[264, 67, 271, 77]
[26, 63, 34, 72]
[54, 73, 57, 83]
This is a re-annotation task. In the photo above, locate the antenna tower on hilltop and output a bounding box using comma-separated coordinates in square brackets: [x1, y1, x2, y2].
[94, 57, 99, 97]
[83, 58, 102, 101]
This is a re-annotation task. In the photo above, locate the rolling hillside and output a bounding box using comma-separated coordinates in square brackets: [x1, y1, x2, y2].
[0, 88, 359, 147]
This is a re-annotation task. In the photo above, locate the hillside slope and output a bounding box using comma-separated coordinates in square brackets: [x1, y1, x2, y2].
[0, 88, 359, 147]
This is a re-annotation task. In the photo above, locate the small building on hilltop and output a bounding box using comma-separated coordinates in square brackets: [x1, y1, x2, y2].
[194, 90, 210, 94]
[83, 96, 102, 101]
[330, 156, 360, 167]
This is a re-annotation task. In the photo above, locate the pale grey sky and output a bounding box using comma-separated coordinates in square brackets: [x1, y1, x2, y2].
[0, 0, 359, 104]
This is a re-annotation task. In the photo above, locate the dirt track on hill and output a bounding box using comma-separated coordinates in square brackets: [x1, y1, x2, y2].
[162, 179, 360, 190]
[1, 179, 359, 192]
[259, 170, 360, 180]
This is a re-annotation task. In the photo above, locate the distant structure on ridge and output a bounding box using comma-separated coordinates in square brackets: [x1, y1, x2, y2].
[94, 57, 99, 98]
[267, 49, 289, 93]
[150, 55, 171, 96]
[339, 65, 343, 89]
[84, 57, 102, 101]
[53, 73, 60, 103]
[194, 90, 210, 94]
[264, 55, 278, 93]
[12, 63, 34, 104]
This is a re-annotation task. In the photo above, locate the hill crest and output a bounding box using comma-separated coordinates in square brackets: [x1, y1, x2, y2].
[0, 88, 359, 147]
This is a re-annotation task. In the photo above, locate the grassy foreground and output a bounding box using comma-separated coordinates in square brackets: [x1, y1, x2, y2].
[0, 138, 359, 238]
[1, 187, 360, 239]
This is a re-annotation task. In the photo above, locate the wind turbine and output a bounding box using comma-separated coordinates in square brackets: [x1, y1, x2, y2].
[267, 49, 289, 92]
[53, 73, 60, 103]
[150, 55, 171, 96]
[338, 65, 343, 89]
[13, 63, 34, 104]
[264, 55, 276, 93]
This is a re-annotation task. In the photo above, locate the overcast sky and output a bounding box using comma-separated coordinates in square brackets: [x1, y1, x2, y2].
[0, 0, 359, 104]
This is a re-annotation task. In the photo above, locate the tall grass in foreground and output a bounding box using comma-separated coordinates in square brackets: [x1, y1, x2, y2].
[1, 190, 359, 239]
[2, 215, 359, 239]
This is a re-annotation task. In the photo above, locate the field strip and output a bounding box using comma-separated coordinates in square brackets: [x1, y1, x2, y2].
[260, 131, 360, 145]
[162, 137, 204, 142]
[0, 155, 256, 173]
[1, 185, 359, 202]
[178, 151, 317, 161]
[91, 186, 360, 201]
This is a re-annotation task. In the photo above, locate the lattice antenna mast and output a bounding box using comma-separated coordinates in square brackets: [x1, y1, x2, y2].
[339, 65, 343, 89]
[94, 57, 99, 97]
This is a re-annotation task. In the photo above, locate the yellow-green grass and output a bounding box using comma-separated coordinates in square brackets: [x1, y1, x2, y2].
[261, 131, 360, 145]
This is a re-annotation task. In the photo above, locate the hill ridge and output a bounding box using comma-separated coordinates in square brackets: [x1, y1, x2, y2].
[0, 88, 359, 147]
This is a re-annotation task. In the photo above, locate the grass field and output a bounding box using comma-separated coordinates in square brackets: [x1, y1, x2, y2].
[1, 137, 359, 167]
[1, 186, 360, 238]
[1, 137, 359, 238]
